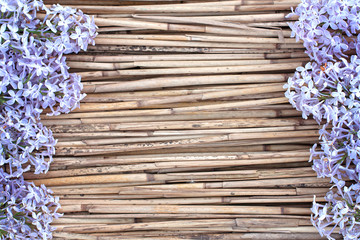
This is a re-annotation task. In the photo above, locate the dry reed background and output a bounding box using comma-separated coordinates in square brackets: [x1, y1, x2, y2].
[25, 0, 339, 239]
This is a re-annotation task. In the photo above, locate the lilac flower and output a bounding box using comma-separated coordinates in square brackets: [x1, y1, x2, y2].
[287, 0, 359, 63]
[0, 108, 56, 179]
[288, 0, 360, 239]
[0, 0, 17, 13]
[0, 0, 96, 179]
[0, 177, 62, 239]
[0, 0, 97, 238]
[45, 20, 57, 33]
[6, 90, 24, 105]
[311, 182, 360, 240]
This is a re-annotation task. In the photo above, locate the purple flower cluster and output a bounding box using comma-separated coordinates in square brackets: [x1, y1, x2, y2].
[285, 57, 360, 124]
[311, 180, 360, 240]
[0, 177, 61, 240]
[286, 0, 360, 239]
[0, 0, 97, 238]
[287, 0, 360, 64]
[0, 0, 97, 179]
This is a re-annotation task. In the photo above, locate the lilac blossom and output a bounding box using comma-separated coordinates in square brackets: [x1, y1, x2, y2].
[0, 177, 62, 240]
[0, 0, 97, 178]
[287, 0, 360, 239]
[311, 181, 360, 240]
[0, 0, 97, 238]
[310, 117, 360, 182]
[285, 56, 360, 125]
[288, 0, 360, 63]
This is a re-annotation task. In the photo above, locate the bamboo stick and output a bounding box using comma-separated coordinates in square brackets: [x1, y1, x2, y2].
[92, 99, 286, 110]
[83, 74, 290, 92]
[64, 3, 299, 14]
[77, 92, 287, 103]
[95, 38, 290, 49]
[32, 167, 324, 187]
[52, 213, 311, 220]
[135, 141, 311, 155]
[48, 150, 310, 168]
[85, 233, 332, 240]
[70, 84, 285, 112]
[59, 218, 237, 233]
[46, 0, 196, 5]
[77, 233, 318, 240]
[28, 156, 309, 178]
[123, 144, 308, 155]
[118, 226, 320, 233]
[53, 135, 315, 156]
[192, 12, 296, 22]
[68, 58, 307, 70]
[66, 52, 307, 62]
[109, 179, 325, 193]
[78, 62, 303, 80]
[81, 82, 290, 95]
[52, 126, 318, 141]
[85, 204, 309, 215]
[49, 118, 306, 132]
[56, 134, 207, 147]
[129, 14, 253, 30]
[59, 195, 323, 206]
[95, 33, 298, 44]
[92, 17, 292, 38]
[64, 97, 289, 113]
[168, 97, 289, 113]
[53, 232, 98, 240]
[52, 188, 297, 197]
[97, 26, 148, 32]
[86, 45, 212, 53]
[32, 173, 152, 186]
[42, 109, 301, 123]
[41, 167, 293, 185]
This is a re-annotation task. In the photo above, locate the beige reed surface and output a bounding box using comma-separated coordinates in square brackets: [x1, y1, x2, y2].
[29, 0, 337, 239]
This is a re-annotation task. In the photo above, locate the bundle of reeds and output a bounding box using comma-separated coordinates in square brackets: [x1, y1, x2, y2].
[33, 0, 333, 239]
